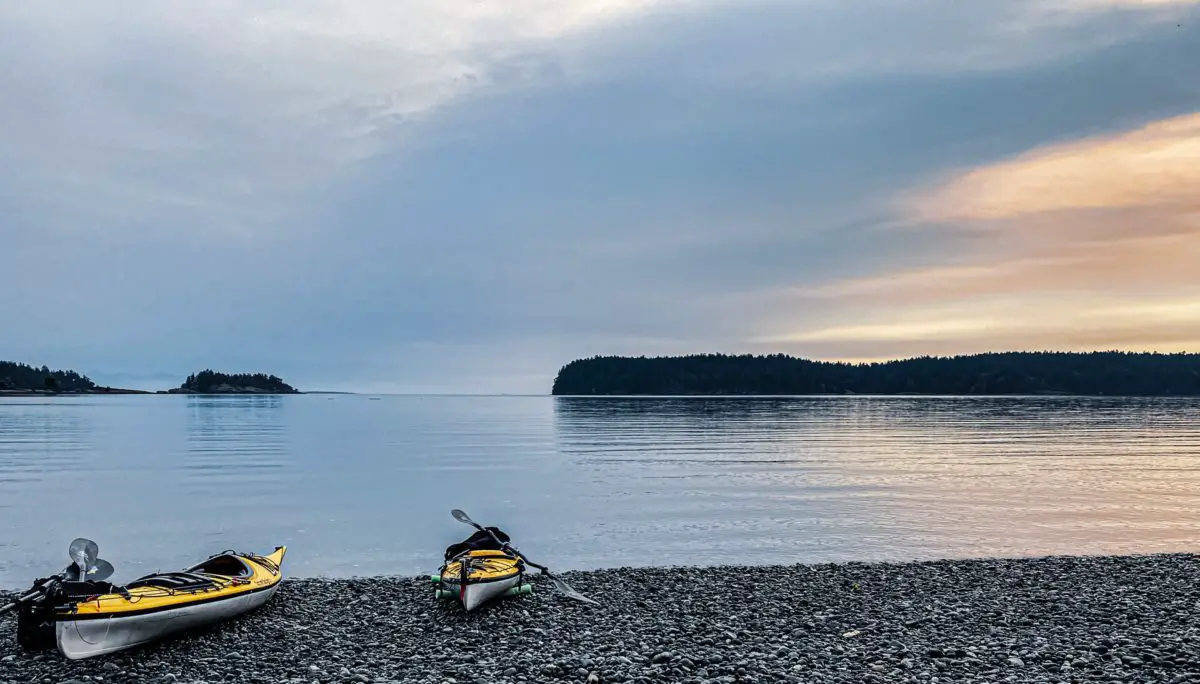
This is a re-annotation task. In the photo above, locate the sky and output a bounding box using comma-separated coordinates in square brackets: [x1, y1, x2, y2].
[2, 0, 1198, 393]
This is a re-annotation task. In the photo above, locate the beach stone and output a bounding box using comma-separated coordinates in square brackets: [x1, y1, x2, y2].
[1, 554, 1197, 683]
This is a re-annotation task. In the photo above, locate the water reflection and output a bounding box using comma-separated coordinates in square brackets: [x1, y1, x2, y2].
[185, 394, 287, 482]
[553, 396, 1200, 564]
[173, 394, 298, 565]
[0, 401, 92, 490]
[2, 395, 1200, 587]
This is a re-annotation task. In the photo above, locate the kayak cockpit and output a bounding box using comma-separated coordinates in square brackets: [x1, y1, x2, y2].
[123, 552, 255, 591]
[185, 552, 255, 578]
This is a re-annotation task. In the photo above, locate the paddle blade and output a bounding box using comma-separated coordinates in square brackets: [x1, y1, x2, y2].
[60, 558, 114, 582]
[549, 576, 597, 602]
[544, 573, 599, 606]
[450, 509, 480, 528]
[68, 538, 99, 570]
[87, 558, 115, 582]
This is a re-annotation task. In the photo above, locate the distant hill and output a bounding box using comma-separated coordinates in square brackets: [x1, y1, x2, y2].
[550, 351, 1200, 396]
[169, 370, 300, 394]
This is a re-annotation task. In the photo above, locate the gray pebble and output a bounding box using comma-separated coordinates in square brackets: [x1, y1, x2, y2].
[0, 553, 1195, 683]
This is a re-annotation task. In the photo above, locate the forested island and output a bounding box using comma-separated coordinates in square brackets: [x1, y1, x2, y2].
[0, 361, 299, 396]
[0, 361, 148, 395]
[166, 370, 300, 394]
[551, 351, 1200, 396]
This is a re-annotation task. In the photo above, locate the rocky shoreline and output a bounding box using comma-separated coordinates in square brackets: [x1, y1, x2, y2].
[159, 386, 303, 395]
[0, 388, 299, 397]
[2, 553, 1198, 683]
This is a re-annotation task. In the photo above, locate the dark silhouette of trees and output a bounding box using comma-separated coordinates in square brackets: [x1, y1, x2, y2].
[0, 361, 95, 391]
[550, 351, 1200, 396]
[178, 370, 299, 394]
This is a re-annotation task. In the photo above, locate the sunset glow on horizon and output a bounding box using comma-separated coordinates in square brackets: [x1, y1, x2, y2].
[751, 109, 1200, 364]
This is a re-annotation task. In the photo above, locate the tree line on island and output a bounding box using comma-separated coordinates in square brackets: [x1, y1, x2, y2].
[551, 351, 1200, 396]
[172, 370, 299, 394]
[0, 361, 299, 395]
[0, 361, 98, 393]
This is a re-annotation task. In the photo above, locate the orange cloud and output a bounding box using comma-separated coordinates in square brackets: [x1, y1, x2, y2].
[751, 294, 1200, 361]
[790, 220, 1200, 307]
[749, 110, 1200, 359]
[905, 113, 1200, 222]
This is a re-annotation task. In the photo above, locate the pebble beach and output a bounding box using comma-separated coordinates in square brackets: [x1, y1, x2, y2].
[2, 553, 1199, 684]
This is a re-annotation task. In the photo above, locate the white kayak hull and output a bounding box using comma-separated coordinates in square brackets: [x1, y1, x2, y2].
[440, 575, 522, 612]
[55, 582, 280, 660]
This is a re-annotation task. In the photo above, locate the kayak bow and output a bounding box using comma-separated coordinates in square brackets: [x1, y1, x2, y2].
[434, 549, 531, 612]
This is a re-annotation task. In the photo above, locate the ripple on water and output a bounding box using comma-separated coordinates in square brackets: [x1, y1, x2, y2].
[3, 395, 1200, 586]
[0, 404, 90, 485]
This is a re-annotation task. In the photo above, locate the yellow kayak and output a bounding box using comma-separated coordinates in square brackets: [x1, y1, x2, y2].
[16, 546, 286, 659]
[433, 510, 599, 610]
[434, 532, 532, 611]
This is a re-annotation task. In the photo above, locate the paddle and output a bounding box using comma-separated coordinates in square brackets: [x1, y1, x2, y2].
[0, 538, 114, 616]
[450, 509, 599, 606]
[66, 538, 114, 582]
[0, 580, 55, 616]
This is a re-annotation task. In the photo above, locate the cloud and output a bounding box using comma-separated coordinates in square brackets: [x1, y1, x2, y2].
[0, 1, 679, 240]
[876, 111, 1200, 297]
[752, 107, 1200, 361]
[1, 0, 1199, 391]
[782, 215, 1200, 305]
[4, 0, 1188, 242]
[906, 113, 1200, 222]
[750, 293, 1200, 363]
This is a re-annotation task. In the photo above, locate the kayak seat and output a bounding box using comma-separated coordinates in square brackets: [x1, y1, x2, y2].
[125, 572, 220, 592]
[461, 550, 516, 560]
[444, 527, 511, 561]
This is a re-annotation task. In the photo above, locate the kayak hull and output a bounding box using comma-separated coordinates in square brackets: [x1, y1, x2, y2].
[438, 573, 523, 612]
[55, 579, 281, 659]
[436, 549, 525, 612]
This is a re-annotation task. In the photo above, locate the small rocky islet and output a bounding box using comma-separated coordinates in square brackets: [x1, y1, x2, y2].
[2, 553, 1198, 684]
[0, 361, 299, 396]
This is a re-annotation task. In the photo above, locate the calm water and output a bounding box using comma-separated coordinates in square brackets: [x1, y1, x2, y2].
[2, 394, 1199, 588]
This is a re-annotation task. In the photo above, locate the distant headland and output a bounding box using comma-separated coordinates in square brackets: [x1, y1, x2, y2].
[0, 361, 300, 396]
[0, 361, 151, 395]
[550, 351, 1200, 396]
